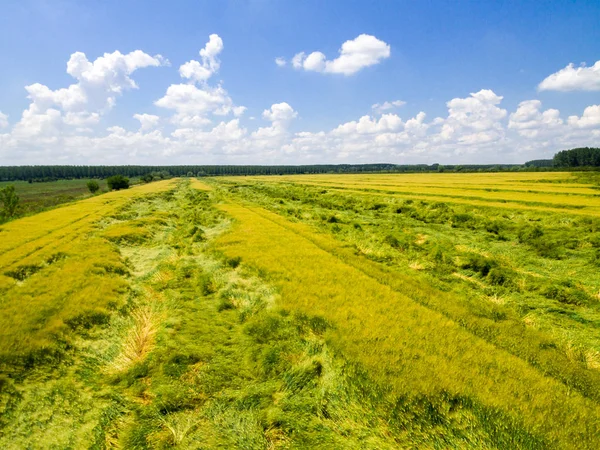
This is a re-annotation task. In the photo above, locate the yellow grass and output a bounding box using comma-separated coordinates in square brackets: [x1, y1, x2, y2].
[0, 180, 175, 362]
[217, 201, 600, 448]
[218, 172, 600, 216]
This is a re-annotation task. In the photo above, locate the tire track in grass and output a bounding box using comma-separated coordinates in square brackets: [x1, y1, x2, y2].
[217, 201, 600, 449]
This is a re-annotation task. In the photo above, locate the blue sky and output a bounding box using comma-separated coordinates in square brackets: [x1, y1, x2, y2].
[0, 0, 599, 165]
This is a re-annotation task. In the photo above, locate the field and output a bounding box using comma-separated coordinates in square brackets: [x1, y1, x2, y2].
[0, 179, 110, 219]
[1, 172, 600, 448]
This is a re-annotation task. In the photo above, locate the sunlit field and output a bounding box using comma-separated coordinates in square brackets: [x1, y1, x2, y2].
[0, 179, 112, 217]
[2, 172, 600, 448]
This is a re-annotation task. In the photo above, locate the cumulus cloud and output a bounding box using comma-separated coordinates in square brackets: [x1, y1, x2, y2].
[333, 114, 403, 135]
[438, 90, 507, 144]
[156, 34, 245, 127]
[11, 49, 166, 141]
[179, 34, 224, 83]
[262, 102, 297, 126]
[568, 105, 600, 128]
[539, 61, 600, 91]
[291, 34, 391, 75]
[156, 84, 233, 115]
[3, 36, 600, 166]
[372, 100, 406, 114]
[509, 100, 563, 138]
[252, 102, 298, 141]
[134, 113, 160, 131]
[275, 57, 286, 67]
[0, 111, 8, 129]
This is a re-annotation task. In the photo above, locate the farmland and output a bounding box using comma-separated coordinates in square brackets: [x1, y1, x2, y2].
[1, 172, 600, 448]
[0, 179, 111, 219]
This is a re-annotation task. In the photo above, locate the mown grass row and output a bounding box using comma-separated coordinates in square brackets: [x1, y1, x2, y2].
[0, 181, 175, 368]
[228, 172, 600, 216]
[214, 194, 600, 448]
[213, 180, 600, 398]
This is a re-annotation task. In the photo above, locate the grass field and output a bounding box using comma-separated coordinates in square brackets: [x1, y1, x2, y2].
[1, 172, 600, 448]
[0, 179, 112, 219]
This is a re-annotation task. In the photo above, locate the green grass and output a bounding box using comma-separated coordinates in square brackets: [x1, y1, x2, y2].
[0, 179, 110, 219]
[3, 174, 600, 448]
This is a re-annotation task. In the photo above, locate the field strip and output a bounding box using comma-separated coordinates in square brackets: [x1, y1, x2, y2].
[190, 178, 213, 190]
[255, 177, 600, 196]
[217, 200, 600, 447]
[0, 180, 176, 270]
[298, 184, 600, 216]
[274, 181, 600, 209]
[314, 182, 600, 197]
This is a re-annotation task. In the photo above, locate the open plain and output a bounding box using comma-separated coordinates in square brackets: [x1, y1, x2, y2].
[1, 172, 600, 448]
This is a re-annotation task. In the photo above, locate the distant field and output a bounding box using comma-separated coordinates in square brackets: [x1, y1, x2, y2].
[232, 171, 600, 215]
[2, 172, 600, 448]
[0, 179, 110, 218]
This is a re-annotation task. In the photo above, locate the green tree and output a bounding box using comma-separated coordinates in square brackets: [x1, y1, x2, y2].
[0, 185, 20, 219]
[106, 175, 130, 191]
[86, 180, 100, 194]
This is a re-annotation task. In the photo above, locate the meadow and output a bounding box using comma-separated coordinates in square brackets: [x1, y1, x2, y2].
[1, 172, 600, 448]
[0, 179, 111, 219]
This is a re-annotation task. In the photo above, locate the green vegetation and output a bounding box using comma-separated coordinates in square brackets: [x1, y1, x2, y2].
[2, 146, 599, 184]
[554, 147, 600, 167]
[107, 175, 130, 191]
[87, 179, 100, 194]
[0, 185, 19, 221]
[0, 178, 111, 220]
[2, 173, 600, 448]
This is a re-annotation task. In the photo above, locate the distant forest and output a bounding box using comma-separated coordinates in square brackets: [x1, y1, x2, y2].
[0, 163, 522, 181]
[0, 147, 598, 181]
[553, 147, 600, 168]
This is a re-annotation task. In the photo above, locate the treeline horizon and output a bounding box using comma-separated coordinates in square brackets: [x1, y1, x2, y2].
[0, 147, 598, 181]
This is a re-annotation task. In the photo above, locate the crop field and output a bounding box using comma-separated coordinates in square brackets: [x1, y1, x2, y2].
[0, 179, 111, 218]
[1, 172, 600, 448]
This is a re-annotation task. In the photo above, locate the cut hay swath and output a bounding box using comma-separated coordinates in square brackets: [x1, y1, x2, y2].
[215, 200, 600, 448]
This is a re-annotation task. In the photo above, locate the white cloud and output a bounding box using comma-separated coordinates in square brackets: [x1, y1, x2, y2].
[275, 57, 286, 67]
[333, 114, 403, 135]
[0, 111, 8, 129]
[252, 102, 298, 141]
[291, 34, 391, 75]
[134, 113, 160, 131]
[179, 34, 224, 83]
[157, 34, 244, 125]
[233, 106, 247, 117]
[155, 84, 237, 116]
[372, 100, 406, 114]
[3, 36, 600, 166]
[170, 113, 212, 128]
[262, 102, 297, 126]
[568, 105, 600, 128]
[66, 50, 166, 94]
[291, 52, 306, 69]
[438, 89, 507, 144]
[539, 61, 600, 91]
[11, 49, 165, 141]
[303, 51, 327, 72]
[508, 100, 563, 137]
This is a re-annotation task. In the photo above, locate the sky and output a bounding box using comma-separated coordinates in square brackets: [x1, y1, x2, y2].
[0, 0, 599, 166]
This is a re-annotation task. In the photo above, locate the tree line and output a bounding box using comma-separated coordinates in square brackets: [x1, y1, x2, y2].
[0, 163, 531, 181]
[2, 147, 599, 181]
[553, 147, 600, 167]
